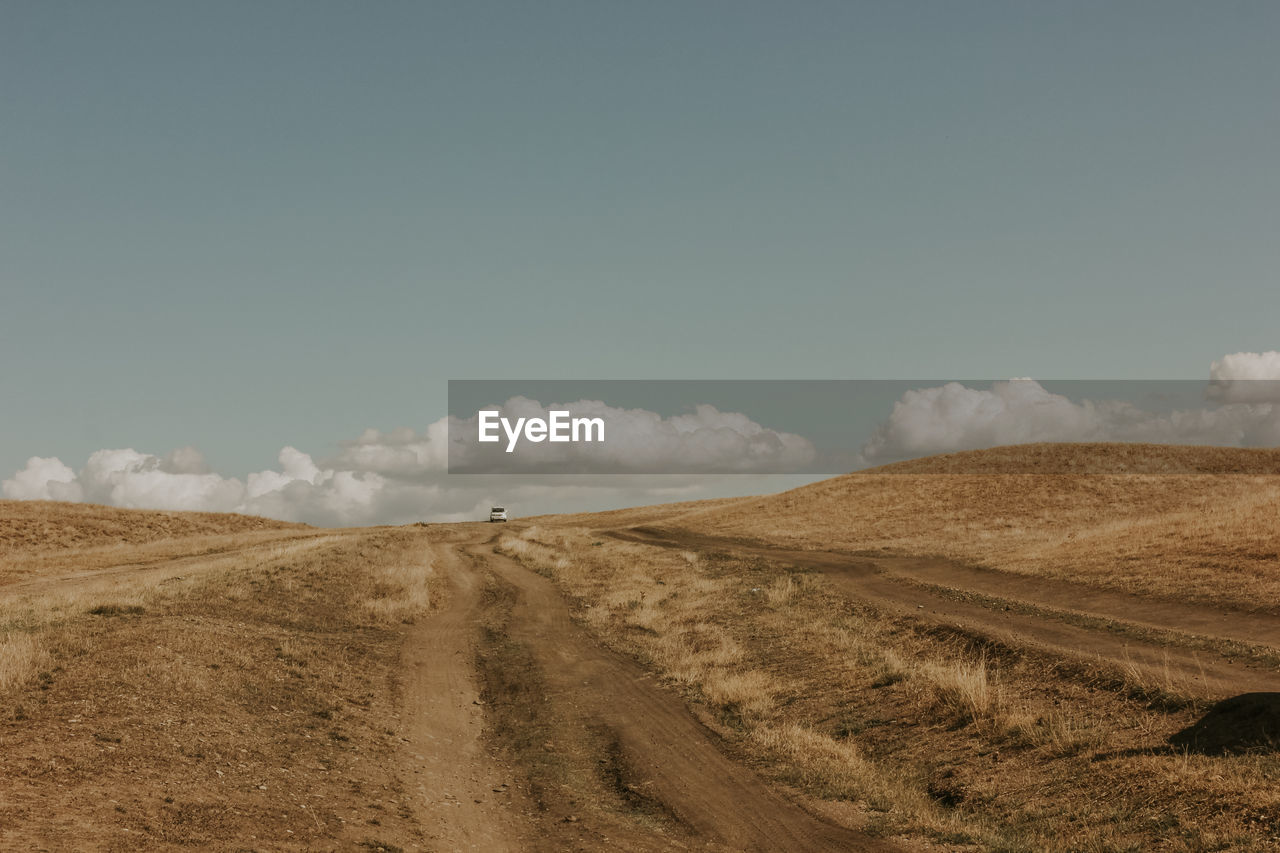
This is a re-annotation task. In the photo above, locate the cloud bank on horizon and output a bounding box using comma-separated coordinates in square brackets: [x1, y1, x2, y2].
[2, 402, 813, 526]
[859, 357, 1280, 463]
[449, 397, 816, 474]
[5, 352, 1280, 525]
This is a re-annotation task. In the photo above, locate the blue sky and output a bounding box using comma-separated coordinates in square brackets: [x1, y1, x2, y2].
[3, 2, 1278, 518]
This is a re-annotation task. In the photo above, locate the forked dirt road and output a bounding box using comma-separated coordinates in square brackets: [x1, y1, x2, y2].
[610, 527, 1280, 699]
[402, 526, 897, 852]
[2, 521, 900, 850]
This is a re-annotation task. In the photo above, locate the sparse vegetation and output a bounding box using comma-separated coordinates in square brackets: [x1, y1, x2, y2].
[546, 443, 1280, 610]
[6, 443, 1280, 850]
[0, 630, 43, 693]
[0, 502, 437, 850]
[498, 517, 1280, 851]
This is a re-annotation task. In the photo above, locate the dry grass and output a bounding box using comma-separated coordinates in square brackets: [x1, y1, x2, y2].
[498, 527, 780, 723]
[920, 656, 995, 724]
[0, 630, 43, 693]
[0, 501, 437, 850]
[357, 538, 436, 625]
[598, 444, 1280, 610]
[763, 574, 799, 606]
[499, 521, 1280, 850]
[0, 498, 304, 554]
[749, 724, 953, 832]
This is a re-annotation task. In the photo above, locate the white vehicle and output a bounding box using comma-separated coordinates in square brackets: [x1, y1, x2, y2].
[489, 506, 508, 523]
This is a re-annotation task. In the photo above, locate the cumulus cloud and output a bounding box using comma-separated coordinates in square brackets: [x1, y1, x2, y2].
[161, 446, 212, 475]
[1, 404, 816, 526]
[860, 376, 1280, 464]
[1208, 351, 1280, 403]
[449, 397, 816, 474]
[9, 358, 1280, 524]
[2, 456, 84, 502]
[860, 381, 1098, 461]
[75, 448, 244, 512]
[325, 421, 449, 476]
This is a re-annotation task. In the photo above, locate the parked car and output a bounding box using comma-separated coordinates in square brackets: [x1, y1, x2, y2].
[489, 506, 508, 523]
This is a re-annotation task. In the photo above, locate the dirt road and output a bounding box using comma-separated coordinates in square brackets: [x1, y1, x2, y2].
[610, 527, 1280, 699]
[0, 528, 338, 598]
[396, 526, 898, 852]
[2, 519, 902, 850]
[477, 540, 894, 851]
[17, 515, 1275, 849]
[398, 539, 526, 851]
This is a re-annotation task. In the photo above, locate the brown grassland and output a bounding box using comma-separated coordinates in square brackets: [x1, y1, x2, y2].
[510, 444, 1280, 850]
[550, 443, 1280, 610]
[1, 501, 437, 851]
[3, 442, 1280, 851]
[496, 524, 1280, 850]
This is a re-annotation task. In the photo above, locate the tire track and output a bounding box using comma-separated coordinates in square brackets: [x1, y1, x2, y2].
[467, 538, 899, 852]
[0, 530, 342, 600]
[398, 539, 525, 852]
[611, 527, 1280, 699]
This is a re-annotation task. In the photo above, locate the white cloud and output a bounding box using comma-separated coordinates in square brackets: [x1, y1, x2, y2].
[860, 377, 1280, 464]
[77, 448, 244, 512]
[2, 456, 84, 502]
[1211, 351, 1280, 380]
[160, 446, 212, 475]
[449, 398, 816, 474]
[1, 405, 814, 526]
[325, 420, 449, 476]
[8, 357, 1279, 524]
[860, 381, 1099, 461]
[1208, 351, 1280, 403]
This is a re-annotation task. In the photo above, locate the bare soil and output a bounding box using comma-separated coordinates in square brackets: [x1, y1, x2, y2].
[611, 526, 1280, 699]
[467, 537, 895, 852]
[1, 505, 909, 850]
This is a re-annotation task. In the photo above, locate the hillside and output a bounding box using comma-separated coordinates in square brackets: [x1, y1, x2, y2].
[499, 443, 1280, 847]
[579, 443, 1280, 608]
[863, 442, 1280, 475]
[0, 499, 304, 555]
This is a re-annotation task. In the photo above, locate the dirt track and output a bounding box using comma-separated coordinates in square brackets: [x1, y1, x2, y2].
[398, 539, 526, 851]
[1, 521, 902, 850]
[10, 516, 1279, 849]
[471, 538, 894, 852]
[0, 528, 337, 598]
[399, 526, 896, 851]
[610, 527, 1280, 699]
[402, 524, 1280, 848]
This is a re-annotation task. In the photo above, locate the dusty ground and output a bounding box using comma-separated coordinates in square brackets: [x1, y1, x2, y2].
[4, 446, 1280, 851]
[499, 522, 1280, 850]
[0, 503, 899, 851]
[609, 526, 1280, 698]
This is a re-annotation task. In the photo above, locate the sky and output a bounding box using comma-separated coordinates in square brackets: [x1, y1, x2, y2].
[3, 2, 1279, 523]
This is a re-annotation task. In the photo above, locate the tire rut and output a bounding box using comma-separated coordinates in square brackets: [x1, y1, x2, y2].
[398, 539, 526, 851]
[466, 538, 899, 852]
[612, 527, 1280, 699]
[0, 530, 340, 599]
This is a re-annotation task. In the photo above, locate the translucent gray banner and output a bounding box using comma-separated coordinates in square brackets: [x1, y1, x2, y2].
[447, 379, 1280, 475]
